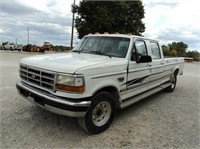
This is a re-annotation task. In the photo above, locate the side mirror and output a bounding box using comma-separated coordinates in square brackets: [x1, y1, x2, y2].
[137, 55, 152, 63]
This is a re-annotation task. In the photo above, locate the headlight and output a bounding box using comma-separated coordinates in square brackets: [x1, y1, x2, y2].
[57, 75, 74, 86]
[56, 74, 84, 93]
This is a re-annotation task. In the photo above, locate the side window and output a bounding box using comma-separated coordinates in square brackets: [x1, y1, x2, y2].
[135, 40, 148, 55]
[150, 42, 161, 59]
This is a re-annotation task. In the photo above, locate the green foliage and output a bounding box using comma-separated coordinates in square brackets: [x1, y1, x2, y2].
[186, 50, 200, 61]
[171, 49, 177, 56]
[162, 45, 171, 56]
[168, 42, 188, 57]
[162, 42, 200, 61]
[73, 1, 145, 39]
[162, 45, 178, 57]
[2, 42, 9, 46]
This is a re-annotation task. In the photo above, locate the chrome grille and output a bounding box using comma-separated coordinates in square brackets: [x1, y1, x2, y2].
[20, 65, 56, 91]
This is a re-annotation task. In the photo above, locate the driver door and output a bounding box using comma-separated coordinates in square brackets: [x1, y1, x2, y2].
[121, 39, 151, 100]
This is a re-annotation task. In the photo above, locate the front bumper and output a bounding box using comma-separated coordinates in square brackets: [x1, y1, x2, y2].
[16, 80, 91, 117]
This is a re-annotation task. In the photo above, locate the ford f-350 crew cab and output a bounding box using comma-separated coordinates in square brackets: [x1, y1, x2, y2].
[16, 34, 184, 134]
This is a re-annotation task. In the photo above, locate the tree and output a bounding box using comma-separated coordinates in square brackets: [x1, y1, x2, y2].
[73, 1, 145, 39]
[186, 50, 200, 61]
[168, 42, 188, 57]
[171, 49, 177, 56]
[2, 42, 9, 46]
[162, 45, 171, 56]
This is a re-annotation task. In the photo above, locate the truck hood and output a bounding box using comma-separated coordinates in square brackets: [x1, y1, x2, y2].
[20, 52, 117, 74]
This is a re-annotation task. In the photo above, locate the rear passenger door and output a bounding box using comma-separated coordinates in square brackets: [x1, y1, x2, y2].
[147, 41, 164, 89]
[121, 39, 151, 100]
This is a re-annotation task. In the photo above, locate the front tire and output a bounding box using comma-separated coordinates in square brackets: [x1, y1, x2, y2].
[164, 73, 177, 92]
[78, 91, 115, 134]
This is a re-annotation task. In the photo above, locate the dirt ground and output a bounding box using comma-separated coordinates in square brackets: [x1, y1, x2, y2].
[0, 50, 200, 148]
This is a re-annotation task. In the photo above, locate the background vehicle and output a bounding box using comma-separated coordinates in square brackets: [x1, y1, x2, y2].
[23, 44, 44, 52]
[15, 44, 23, 51]
[16, 34, 184, 134]
[3, 43, 16, 50]
[40, 42, 52, 51]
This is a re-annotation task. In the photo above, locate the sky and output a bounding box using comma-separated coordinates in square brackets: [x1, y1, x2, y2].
[0, 0, 199, 51]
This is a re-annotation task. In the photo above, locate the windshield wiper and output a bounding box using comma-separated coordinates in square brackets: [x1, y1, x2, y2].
[89, 51, 112, 58]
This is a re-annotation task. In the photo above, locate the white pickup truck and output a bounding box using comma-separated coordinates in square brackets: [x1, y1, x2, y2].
[3, 43, 16, 50]
[16, 34, 184, 134]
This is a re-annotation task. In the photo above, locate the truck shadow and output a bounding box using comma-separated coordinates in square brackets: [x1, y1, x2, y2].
[27, 90, 166, 134]
[1, 90, 178, 148]
[28, 105, 86, 135]
[114, 91, 166, 121]
[5, 90, 171, 147]
[27, 90, 165, 133]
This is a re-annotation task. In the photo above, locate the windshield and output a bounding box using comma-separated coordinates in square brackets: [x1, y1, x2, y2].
[72, 36, 130, 58]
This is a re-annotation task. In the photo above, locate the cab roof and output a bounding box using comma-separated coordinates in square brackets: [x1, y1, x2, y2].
[86, 33, 159, 42]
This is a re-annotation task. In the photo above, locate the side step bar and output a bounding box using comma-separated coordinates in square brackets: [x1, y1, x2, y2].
[121, 83, 171, 109]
